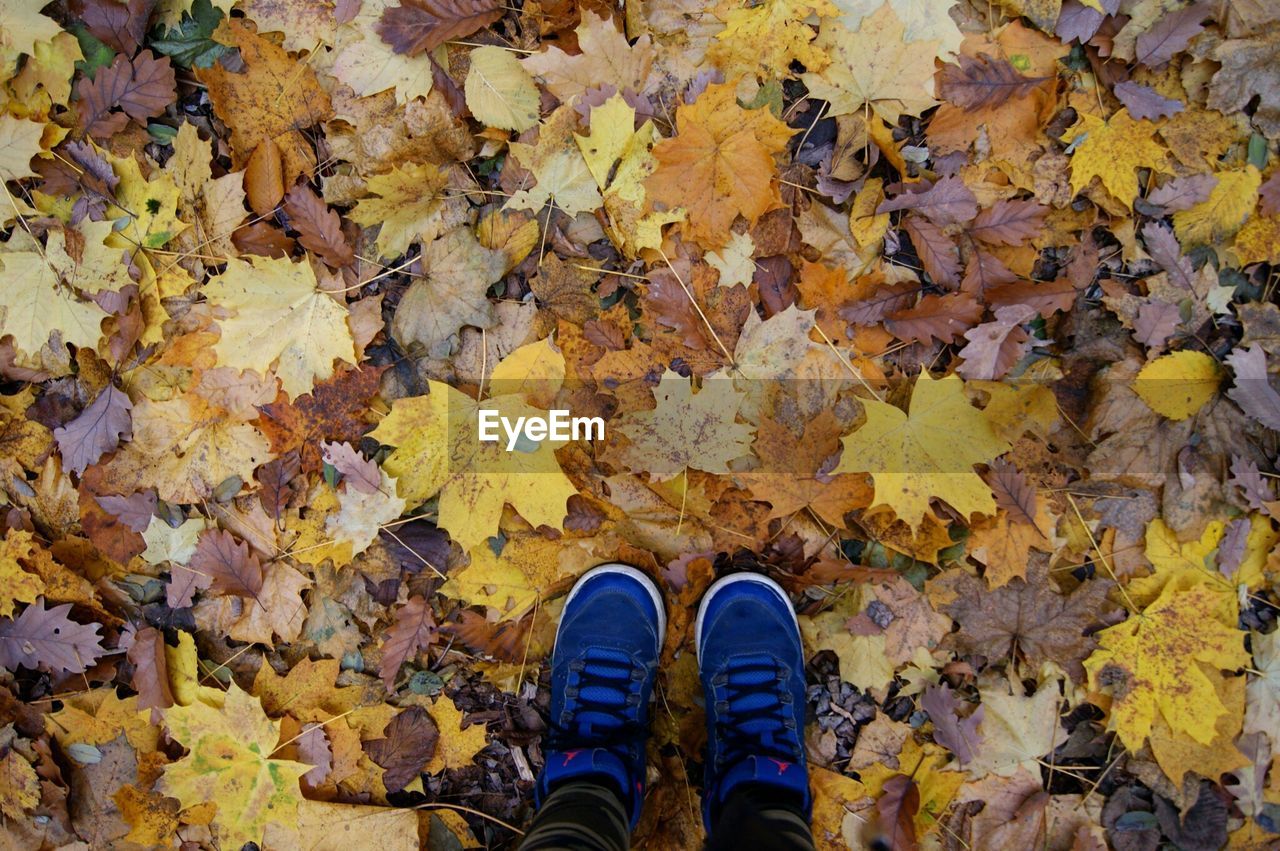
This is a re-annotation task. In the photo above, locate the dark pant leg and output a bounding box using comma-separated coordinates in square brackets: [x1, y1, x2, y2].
[705, 784, 816, 851]
[520, 780, 631, 851]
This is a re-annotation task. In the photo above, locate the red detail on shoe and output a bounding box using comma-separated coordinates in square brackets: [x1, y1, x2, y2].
[767, 758, 791, 774]
[562, 750, 583, 766]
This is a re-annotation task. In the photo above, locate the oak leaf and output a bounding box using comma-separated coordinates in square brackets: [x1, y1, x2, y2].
[0, 598, 105, 675]
[645, 82, 792, 249]
[53, 384, 132, 475]
[835, 372, 1009, 530]
[283, 184, 354, 268]
[366, 707, 437, 792]
[956, 304, 1035, 381]
[379, 595, 439, 687]
[877, 176, 977, 226]
[74, 50, 175, 138]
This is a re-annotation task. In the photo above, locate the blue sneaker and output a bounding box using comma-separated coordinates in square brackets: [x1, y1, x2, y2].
[696, 572, 811, 828]
[535, 563, 666, 828]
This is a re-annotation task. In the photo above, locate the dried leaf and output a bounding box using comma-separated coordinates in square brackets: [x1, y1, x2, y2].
[938, 53, 1049, 110]
[283, 184, 354, 268]
[365, 707, 438, 792]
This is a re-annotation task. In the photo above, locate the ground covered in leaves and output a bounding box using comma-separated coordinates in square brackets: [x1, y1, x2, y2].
[0, 0, 1279, 847]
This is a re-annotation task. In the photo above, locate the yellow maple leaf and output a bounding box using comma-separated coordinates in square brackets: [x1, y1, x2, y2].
[197, 18, 331, 181]
[801, 4, 940, 123]
[1231, 213, 1280, 267]
[1173, 166, 1261, 248]
[0, 750, 38, 821]
[519, 11, 655, 104]
[709, 0, 838, 79]
[859, 737, 965, 838]
[1126, 515, 1277, 625]
[426, 695, 488, 773]
[104, 393, 273, 504]
[831, 0, 963, 59]
[161, 683, 310, 849]
[106, 151, 189, 250]
[809, 767, 868, 851]
[507, 104, 602, 217]
[835, 372, 1010, 530]
[0, 114, 46, 181]
[645, 81, 792, 249]
[332, 0, 433, 103]
[349, 162, 448, 260]
[204, 255, 356, 399]
[611, 370, 755, 482]
[113, 785, 181, 849]
[574, 94, 683, 257]
[0, 0, 63, 58]
[0, 234, 108, 366]
[1084, 582, 1250, 751]
[444, 531, 569, 617]
[464, 45, 540, 133]
[1067, 109, 1170, 209]
[0, 530, 46, 618]
[369, 341, 578, 551]
[1131, 350, 1221, 421]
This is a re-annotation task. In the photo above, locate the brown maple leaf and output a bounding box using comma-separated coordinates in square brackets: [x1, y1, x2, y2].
[256, 364, 387, 471]
[939, 558, 1114, 682]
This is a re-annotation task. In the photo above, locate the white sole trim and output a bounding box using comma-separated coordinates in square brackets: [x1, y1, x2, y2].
[562, 563, 667, 647]
[694, 572, 800, 661]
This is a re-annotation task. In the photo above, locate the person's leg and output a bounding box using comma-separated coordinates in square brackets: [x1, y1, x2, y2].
[695, 573, 815, 849]
[705, 783, 816, 851]
[523, 564, 666, 851]
[520, 780, 631, 851]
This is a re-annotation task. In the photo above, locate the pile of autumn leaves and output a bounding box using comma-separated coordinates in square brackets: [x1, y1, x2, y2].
[0, 0, 1278, 846]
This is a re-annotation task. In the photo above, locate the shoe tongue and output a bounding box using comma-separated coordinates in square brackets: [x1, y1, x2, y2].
[714, 755, 812, 809]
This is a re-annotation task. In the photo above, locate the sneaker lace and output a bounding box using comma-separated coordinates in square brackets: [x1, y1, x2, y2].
[710, 653, 800, 770]
[550, 647, 649, 749]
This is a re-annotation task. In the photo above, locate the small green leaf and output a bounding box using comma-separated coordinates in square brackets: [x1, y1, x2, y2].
[149, 0, 231, 69]
[71, 25, 115, 78]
